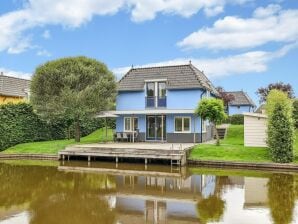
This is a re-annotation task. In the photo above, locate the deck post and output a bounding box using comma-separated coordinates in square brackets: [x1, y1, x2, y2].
[62, 155, 65, 161]
[145, 158, 148, 165]
[116, 157, 118, 163]
[67, 155, 70, 161]
[88, 156, 91, 162]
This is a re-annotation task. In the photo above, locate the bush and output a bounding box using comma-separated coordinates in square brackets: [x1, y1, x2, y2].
[224, 114, 244, 125]
[0, 103, 114, 151]
[293, 99, 298, 128]
[266, 90, 295, 163]
[0, 103, 50, 151]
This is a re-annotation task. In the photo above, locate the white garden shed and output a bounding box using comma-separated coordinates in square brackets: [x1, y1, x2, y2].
[243, 112, 268, 147]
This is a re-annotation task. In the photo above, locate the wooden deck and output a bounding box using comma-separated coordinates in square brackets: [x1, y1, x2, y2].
[58, 143, 195, 166]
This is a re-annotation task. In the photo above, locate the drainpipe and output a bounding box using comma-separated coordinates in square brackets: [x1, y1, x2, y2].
[200, 90, 207, 143]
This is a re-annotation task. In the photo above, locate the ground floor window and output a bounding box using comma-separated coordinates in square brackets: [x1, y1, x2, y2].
[124, 117, 138, 131]
[174, 117, 191, 133]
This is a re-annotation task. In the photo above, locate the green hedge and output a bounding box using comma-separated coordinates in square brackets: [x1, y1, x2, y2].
[0, 103, 115, 151]
[0, 103, 50, 151]
[224, 114, 244, 125]
[293, 99, 298, 128]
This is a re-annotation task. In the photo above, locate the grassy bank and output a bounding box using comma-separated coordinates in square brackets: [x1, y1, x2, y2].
[3, 128, 113, 155]
[190, 125, 298, 163]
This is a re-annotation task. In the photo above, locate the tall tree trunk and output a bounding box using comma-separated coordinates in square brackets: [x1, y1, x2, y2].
[214, 124, 220, 146]
[75, 119, 80, 142]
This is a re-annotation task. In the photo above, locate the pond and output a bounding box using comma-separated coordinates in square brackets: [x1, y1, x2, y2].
[0, 160, 298, 224]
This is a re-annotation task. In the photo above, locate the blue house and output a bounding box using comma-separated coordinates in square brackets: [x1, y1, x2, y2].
[113, 64, 219, 143]
[225, 91, 256, 115]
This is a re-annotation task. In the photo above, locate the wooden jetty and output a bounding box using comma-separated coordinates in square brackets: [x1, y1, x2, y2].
[58, 143, 194, 166]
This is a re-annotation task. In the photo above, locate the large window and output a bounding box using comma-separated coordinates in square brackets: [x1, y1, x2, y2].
[175, 117, 191, 133]
[124, 117, 138, 132]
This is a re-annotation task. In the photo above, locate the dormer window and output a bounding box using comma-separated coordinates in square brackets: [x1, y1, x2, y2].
[145, 80, 167, 108]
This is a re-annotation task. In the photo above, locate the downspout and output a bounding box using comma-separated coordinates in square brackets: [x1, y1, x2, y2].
[200, 90, 207, 143]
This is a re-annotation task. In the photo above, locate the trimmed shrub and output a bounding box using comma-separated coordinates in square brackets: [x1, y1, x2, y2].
[0, 103, 50, 151]
[293, 99, 298, 128]
[0, 103, 113, 151]
[266, 90, 295, 163]
[224, 114, 244, 125]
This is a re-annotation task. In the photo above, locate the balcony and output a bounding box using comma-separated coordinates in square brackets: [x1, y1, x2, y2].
[146, 96, 167, 108]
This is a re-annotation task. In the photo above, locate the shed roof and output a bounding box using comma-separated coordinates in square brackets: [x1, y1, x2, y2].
[117, 64, 219, 95]
[0, 73, 30, 97]
[225, 91, 256, 107]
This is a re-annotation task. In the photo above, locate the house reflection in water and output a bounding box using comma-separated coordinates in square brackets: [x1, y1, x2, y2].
[105, 174, 218, 223]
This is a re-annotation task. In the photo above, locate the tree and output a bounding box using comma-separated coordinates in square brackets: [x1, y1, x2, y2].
[256, 82, 294, 103]
[293, 99, 298, 128]
[216, 86, 235, 110]
[30, 56, 116, 142]
[266, 90, 294, 163]
[196, 98, 227, 146]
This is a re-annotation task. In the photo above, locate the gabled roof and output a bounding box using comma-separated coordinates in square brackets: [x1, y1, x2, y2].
[117, 64, 219, 95]
[225, 91, 256, 107]
[0, 73, 30, 97]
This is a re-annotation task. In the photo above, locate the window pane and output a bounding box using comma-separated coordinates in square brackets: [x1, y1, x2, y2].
[158, 82, 166, 97]
[125, 118, 131, 131]
[175, 118, 182, 132]
[184, 118, 190, 131]
[147, 82, 155, 97]
[133, 118, 138, 130]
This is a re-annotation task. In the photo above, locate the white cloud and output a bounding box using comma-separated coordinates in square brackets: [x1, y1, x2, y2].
[0, 0, 252, 53]
[0, 67, 32, 79]
[178, 4, 298, 50]
[42, 30, 51, 39]
[36, 49, 51, 57]
[113, 42, 298, 79]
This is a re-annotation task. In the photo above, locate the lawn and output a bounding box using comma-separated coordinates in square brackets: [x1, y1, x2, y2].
[190, 125, 298, 163]
[3, 128, 113, 155]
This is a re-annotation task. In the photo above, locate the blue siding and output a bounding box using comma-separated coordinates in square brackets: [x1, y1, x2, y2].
[167, 89, 204, 109]
[228, 105, 253, 115]
[116, 91, 145, 110]
[117, 114, 203, 134]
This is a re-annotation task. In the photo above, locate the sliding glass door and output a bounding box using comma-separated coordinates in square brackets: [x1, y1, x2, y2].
[146, 115, 166, 141]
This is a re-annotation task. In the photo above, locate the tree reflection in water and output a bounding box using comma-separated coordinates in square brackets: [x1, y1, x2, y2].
[196, 176, 226, 224]
[0, 162, 116, 224]
[268, 173, 295, 224]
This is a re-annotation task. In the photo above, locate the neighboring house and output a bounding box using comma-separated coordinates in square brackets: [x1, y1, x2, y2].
[0, 72, 30, 104]
[225, 91, 256, 115]
[114, 64, 219, 143]
[243, 112, 267, 147]
[255, 104, 266, 114]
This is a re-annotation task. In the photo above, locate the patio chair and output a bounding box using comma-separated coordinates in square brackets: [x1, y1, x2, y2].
[122, 132, 129, 142]
[116, 132, 122, 142]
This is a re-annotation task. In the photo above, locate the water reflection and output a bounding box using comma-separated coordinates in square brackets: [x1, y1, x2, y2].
[0, 161, 298, 224]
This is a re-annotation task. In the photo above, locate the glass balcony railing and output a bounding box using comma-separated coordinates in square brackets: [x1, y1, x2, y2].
[146, 96, 167, 108]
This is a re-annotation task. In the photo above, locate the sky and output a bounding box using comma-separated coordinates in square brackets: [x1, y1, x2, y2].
[0, 0, 297, 105]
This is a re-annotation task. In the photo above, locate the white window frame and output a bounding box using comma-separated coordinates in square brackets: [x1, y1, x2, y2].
[124, 117, 138, 132]
[174, 116, 191, 133]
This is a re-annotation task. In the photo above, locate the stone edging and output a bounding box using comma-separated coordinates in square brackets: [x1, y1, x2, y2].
[0, 153, 58, 160]
[188, 159, 298, 171]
